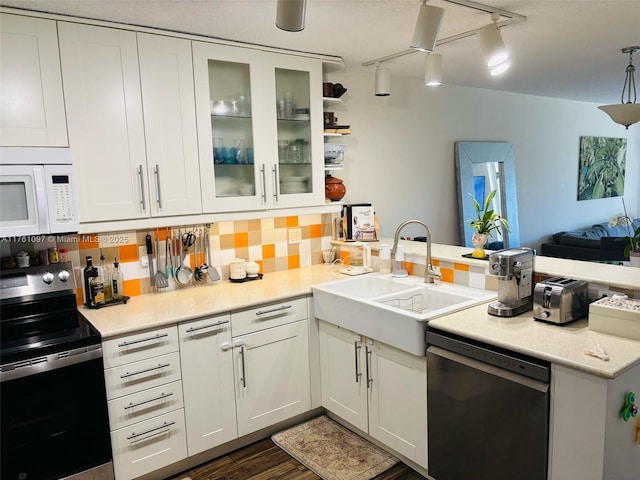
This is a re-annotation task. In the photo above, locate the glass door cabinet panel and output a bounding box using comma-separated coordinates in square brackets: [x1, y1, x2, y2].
[269, 53, 324, 209]
[194, 42, 323, 212]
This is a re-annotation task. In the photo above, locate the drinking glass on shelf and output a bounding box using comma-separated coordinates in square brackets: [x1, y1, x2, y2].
[213, 138, 223, 164]
[278, 140, 289, 162]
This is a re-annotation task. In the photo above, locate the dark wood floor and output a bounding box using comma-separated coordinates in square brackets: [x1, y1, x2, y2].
[168, 438, 427, 480]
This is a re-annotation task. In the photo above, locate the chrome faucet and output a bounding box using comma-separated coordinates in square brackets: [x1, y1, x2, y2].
[392, 220, 442, 284]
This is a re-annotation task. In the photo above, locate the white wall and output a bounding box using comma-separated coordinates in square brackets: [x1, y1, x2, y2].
[325, 70, 640, 250]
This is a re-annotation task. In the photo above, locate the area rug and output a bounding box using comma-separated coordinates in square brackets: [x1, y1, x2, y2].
[271, 415, 399, 480]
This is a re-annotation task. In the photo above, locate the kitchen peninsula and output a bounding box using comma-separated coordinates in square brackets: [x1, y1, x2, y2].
[82, 243, 640, 480]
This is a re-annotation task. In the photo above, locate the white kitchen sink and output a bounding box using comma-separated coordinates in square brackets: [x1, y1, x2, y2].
[312, 274, 496, 356]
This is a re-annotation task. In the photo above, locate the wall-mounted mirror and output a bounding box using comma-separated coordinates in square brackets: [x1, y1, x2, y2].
[455, 141, 520, 249]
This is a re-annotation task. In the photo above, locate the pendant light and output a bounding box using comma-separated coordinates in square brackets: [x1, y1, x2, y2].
[477, 13, 509, 68]
[275, 0, 306, 32]
[424, 53, 443, 86]
[410, 0, 445, 53]
[375, 65, 391, 96]
[598, 46, 640, 129]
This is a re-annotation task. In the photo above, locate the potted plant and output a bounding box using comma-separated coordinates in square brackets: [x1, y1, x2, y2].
[467, 189, 510, 258]
[610, 199, 640, 266]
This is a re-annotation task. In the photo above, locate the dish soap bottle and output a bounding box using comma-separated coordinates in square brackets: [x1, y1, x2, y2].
[379, 244, 391, 274]
[392, 245, 408, 277]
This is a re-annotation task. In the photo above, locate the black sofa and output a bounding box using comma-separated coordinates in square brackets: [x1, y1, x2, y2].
[540, 218, 640, 262]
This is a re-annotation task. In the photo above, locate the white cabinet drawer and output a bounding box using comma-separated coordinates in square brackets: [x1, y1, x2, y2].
[105, 352, 182, 400]
[111, 409, 187, 480]
[231, 296, 308, 336]
[107, 380, 184, 431]
[103, 326, 179, 368]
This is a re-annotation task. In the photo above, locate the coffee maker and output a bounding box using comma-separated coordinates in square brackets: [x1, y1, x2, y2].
[487, 247, 535, 317]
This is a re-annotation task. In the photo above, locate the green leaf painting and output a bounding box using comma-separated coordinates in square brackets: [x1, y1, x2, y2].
[578, 136, 627, 201]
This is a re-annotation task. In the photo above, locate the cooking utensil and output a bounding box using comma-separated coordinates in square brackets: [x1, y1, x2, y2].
[175, 229, 193, 285]
[154, 232, 169, 289]
[165, 232, 176, 290]
[194, 230, 202, 282]
[205, 224, 220, 282]
[146, 233, 155, 287]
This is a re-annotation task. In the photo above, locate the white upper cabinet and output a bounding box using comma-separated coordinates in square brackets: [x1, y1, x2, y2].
[137, 33, 202, 217]
[0, 14, 68, 147]
[193, 41, 324, 213]
[58, 23, 202, 223]
[58, 22, 148, 222]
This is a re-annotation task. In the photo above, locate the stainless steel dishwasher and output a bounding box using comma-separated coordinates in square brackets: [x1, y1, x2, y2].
[426, 329, 550, 480]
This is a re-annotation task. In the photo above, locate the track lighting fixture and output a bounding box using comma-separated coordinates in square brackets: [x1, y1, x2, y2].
[375, 65, 391, 96]
[410, 0, 445, 52]
[424, 54, 442, 86]
[477, 13, 509, 68]
[598, 46, 640, 129]
[275, 0, 306, 32]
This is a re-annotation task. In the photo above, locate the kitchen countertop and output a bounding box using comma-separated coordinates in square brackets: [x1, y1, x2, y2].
[428, 304, 640, 379]
[345, 240, 640, 290]
[82, 264, 344, 339]
[82, 245, 640, 379]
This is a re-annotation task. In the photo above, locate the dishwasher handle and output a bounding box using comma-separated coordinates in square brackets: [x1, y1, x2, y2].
[427, 345, 549, 393]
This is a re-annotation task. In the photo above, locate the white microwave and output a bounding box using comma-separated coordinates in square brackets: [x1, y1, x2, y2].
[0, 148, 79, 237]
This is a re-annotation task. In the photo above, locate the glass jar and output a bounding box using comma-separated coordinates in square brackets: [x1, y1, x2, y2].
[48, 247, 59, 264]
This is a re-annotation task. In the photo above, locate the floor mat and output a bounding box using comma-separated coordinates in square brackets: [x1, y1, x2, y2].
[272, 415, 399, 480]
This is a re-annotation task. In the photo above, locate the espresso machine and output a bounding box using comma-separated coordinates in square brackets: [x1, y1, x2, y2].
[488, 247, 535, 317]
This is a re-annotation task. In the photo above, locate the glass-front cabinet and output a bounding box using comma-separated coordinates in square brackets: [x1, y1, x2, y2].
[193, 42, 323, 213]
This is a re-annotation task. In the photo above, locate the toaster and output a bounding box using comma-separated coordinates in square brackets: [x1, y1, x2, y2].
[533, 277, 588, 324]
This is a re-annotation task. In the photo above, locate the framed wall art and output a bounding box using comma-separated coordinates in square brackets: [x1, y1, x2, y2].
[577, 136, 627, 200]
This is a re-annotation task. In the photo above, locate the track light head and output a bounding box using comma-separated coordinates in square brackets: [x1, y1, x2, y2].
[276, 0, 306, 32]
[477, 21, 509, 67]
[424, 54, 443, 86]
[410, 1, 444, 52]
[375, 65, 391, 96]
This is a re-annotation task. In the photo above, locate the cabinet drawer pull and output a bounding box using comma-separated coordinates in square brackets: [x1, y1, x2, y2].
[260, 164, 267, 203]
[120, 362, 170, 379]
[117, 333, 168, 348]
[126, 420, 175, 442]
[255, 305, 292, 316]
[137, 164, 146, 212]
[239, 345, 247, 388]
[153, 164, 162, 209]
[354, 341, 362, 383]
[365, 345, 373, 388]
[124, 392, 173, 410]
[272, 164, 279, 202]
[185, 320, 229, 333]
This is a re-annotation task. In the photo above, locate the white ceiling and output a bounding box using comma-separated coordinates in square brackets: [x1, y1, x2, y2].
[2, 0, 639, 105]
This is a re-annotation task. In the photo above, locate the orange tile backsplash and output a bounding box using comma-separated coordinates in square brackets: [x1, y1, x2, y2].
[56, 213, 335, 304]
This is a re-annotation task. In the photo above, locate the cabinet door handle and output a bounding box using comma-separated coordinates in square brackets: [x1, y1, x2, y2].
[120, 362, 170, 379]
[255, 305, 292, 316]
[185, 320, 229, 333]
[260, 164, 267, 203]
[117, 333, 168, 348]
[124, 392, 173, 410]
[272, 164, 279, 202]
[137, 164, 146, 212]
[239, 345, 247, 388]
[153, 164, 162, 209]
[354, 341, 362, 383]
[126, 420, 175, 442]
[365, 345, 373, 388]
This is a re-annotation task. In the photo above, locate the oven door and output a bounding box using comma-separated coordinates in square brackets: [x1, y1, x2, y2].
[1, 353, 113, 480]
[0, 164, 49, 237]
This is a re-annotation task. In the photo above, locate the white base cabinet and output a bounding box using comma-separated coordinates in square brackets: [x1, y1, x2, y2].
[234, 320, 311, 436]
[178, 314, 237, 456]
[102, 326, 187, 480]
[319, 320, 427, 469]
[0, 13, 68, 146]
